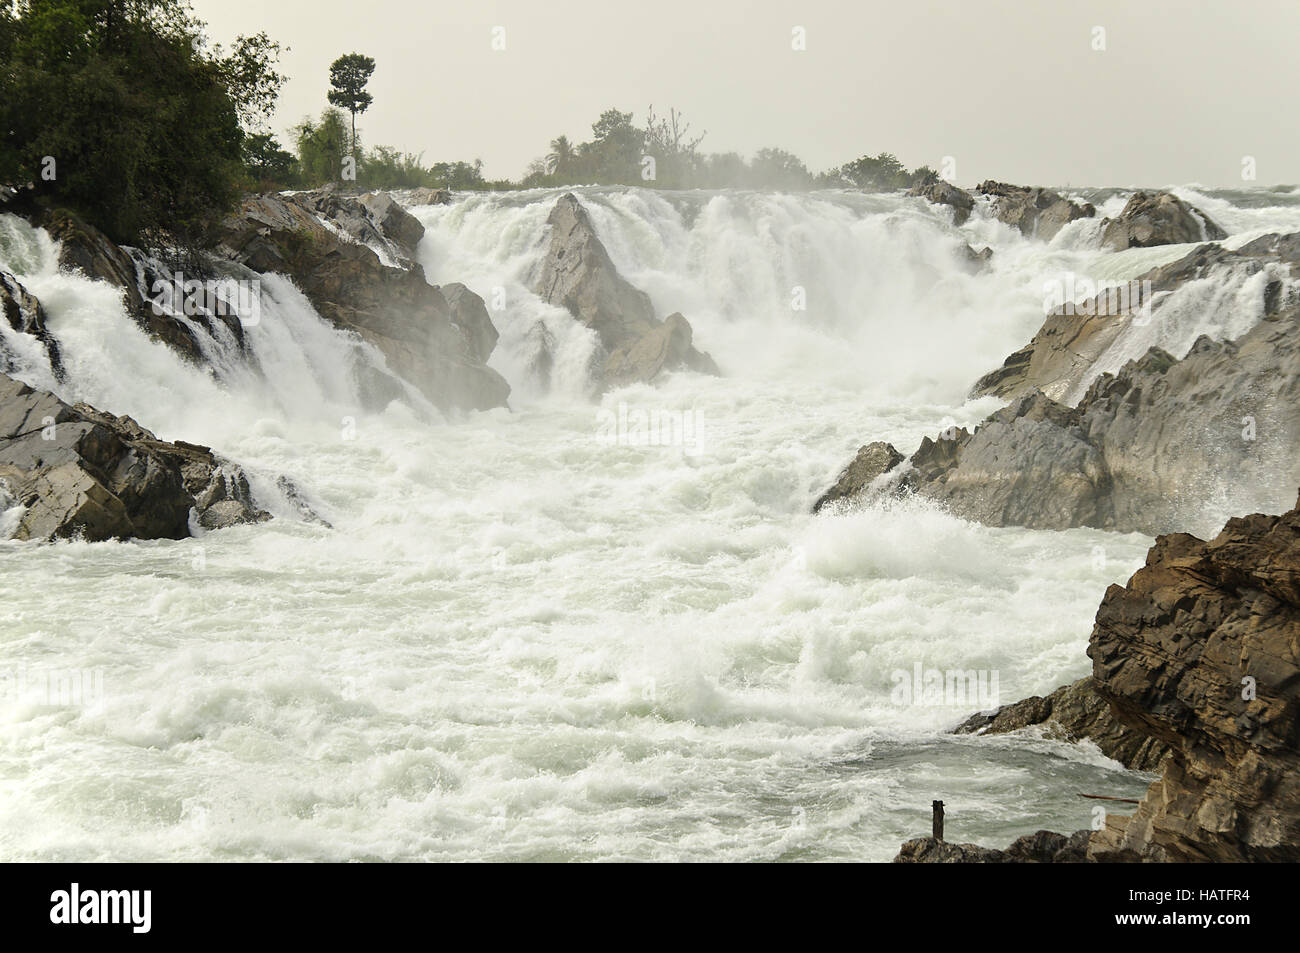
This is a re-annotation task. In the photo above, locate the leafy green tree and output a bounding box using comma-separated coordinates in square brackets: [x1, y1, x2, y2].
[838, 152, 909, 190]
[749, 148, 813, 190]
[0, 0, 285, 244]
[242, 133, 298, 188]
[327, 53, 375, 155]
[546, 136, 576, 177]
[294, 108, 350, 186]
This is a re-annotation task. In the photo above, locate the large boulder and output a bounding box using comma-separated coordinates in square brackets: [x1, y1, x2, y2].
[974, 181, 1095, 241]
[895, 830, 1091, 864]
[441, 281, 499, 364]
[953, 676, 1172, 771]
[812, 441, 904, 512]
[0, 373, 267, 541]
[215, 190, 508, 413]
[1100, 190, 1227, 250]
[1, 270, 63, 379]
[534, 193, 717, 388]
[908, 178, 975, 226]
[357, 192, 425, 257]
[1087, 495, 1300, 861]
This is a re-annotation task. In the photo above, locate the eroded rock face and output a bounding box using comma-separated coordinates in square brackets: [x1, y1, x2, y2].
[1100, 190, 1227, 250]
[534, 193, 717, 388]
[953, 676, 1172, 771]
[0, 373, 267, 541]
[974, 181, 1095, 241]
[1, 271, 63, 379]
[908, 178, 975, 226]
[1087, 495, 1300, 862]
[216, 190, 509, 413]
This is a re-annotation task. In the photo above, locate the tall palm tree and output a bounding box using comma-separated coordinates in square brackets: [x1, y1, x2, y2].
[546, 135, 576, 176]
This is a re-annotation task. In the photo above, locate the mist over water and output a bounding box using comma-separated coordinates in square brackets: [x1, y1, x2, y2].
[1, 184, 1293, 860]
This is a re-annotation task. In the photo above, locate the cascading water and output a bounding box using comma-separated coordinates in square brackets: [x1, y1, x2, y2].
[1, 184, 1298, 860]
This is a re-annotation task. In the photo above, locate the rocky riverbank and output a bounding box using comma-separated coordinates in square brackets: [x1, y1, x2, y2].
[898, 492, 1300, 862]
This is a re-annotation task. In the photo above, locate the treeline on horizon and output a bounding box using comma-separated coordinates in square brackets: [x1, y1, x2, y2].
[0, 0, 934, 249]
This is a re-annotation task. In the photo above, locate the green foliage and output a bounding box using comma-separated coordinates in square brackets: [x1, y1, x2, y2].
[242, 133, 299, 190]
[836, 152, 910, 190]
[327, 52, 375, 151]
[294, 108, 350, 187]
[0, 0, 285, 244]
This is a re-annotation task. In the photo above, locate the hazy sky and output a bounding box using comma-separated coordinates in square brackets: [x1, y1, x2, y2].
[191, 0, 1300, 188]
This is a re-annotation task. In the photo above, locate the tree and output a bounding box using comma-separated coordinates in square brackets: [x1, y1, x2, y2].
[294, 108, 350, 186]
[749, 148, 813, 190]
[546, 135, 576, 177]
[838, 153, 909, 191]
[0, 0, 285, 244]
[327, 53, 375, 155]
[242, 133, 298, 188]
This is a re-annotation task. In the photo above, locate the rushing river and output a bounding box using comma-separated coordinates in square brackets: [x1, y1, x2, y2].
[2, 183, 1298, 860]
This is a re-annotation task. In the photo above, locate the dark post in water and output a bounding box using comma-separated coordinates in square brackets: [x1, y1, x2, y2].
[932, 800, 944, 841]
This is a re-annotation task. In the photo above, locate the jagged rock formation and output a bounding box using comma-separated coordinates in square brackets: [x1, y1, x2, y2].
[407, 187, 452, 206]
[813, 442, 905, 511]
[40, 208, 245, 363]
[1086, 496, 1300, 861]
[895, 830, 1092, 863]
[953, 676, 1172, 771]
[907, 177, 974, 226]
[0, 372, 267, 541]
[215, 189, 509, 412]
[819, 287, 1300, 535]
[973, 233, 1300, 403]
[1100, 190, 1227, 250]
[1, 270, 63, 378]
[534, 193, 718, 388]
[898, 494, 1300, 863]
[974, 181, 1095, 241]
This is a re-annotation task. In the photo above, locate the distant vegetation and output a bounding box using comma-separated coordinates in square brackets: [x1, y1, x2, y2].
[0, 2, 935, 245]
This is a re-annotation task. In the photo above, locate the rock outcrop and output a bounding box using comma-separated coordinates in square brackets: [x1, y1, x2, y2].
[899, 493, 1300, 863]
[1086, 495, 1300, 861]
[0, 373, 267, 541]
[1100, 190, 1227, 251]
[40, 208, 245, 363]
[954, 676, 1172, 771]
[1, 270, 63, 379]
[908, 178, 975, 226]
[813, 442, 905, 512]
[215, 189, 509, 413]
[534, 193, 718, 389]
[895, 830, 1092, 864]
[972, 231, 1300, 403]
[823, 272, 1300, 535]
[974, 181, 1095, 241]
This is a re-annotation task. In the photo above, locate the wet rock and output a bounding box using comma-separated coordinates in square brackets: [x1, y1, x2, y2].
[954, 676, 1172, 771]
[974, 181, 1095, 241]
[216, 190, 509, 413]
[0, 372, 262, 541]
[1100, 190, 1227, 250]
[441, 282, 499, 364]
[812, 441, 904, 512]
[908, 178, 975, 226]
[357, 192, 426, 257]
[894, 830, 1091, 863]
[1087, 493, 1300, 861]
[407, 187, 451, 206]
[1, 270, 63, 379]
[535, 193, 717, 388]
[602, 312, 719, 389]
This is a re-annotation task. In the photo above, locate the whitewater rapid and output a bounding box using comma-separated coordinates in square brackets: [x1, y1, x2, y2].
[2, 184, 1297, 860]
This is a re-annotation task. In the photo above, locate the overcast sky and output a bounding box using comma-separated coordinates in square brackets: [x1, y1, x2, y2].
[191, 0, 1299, 188]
